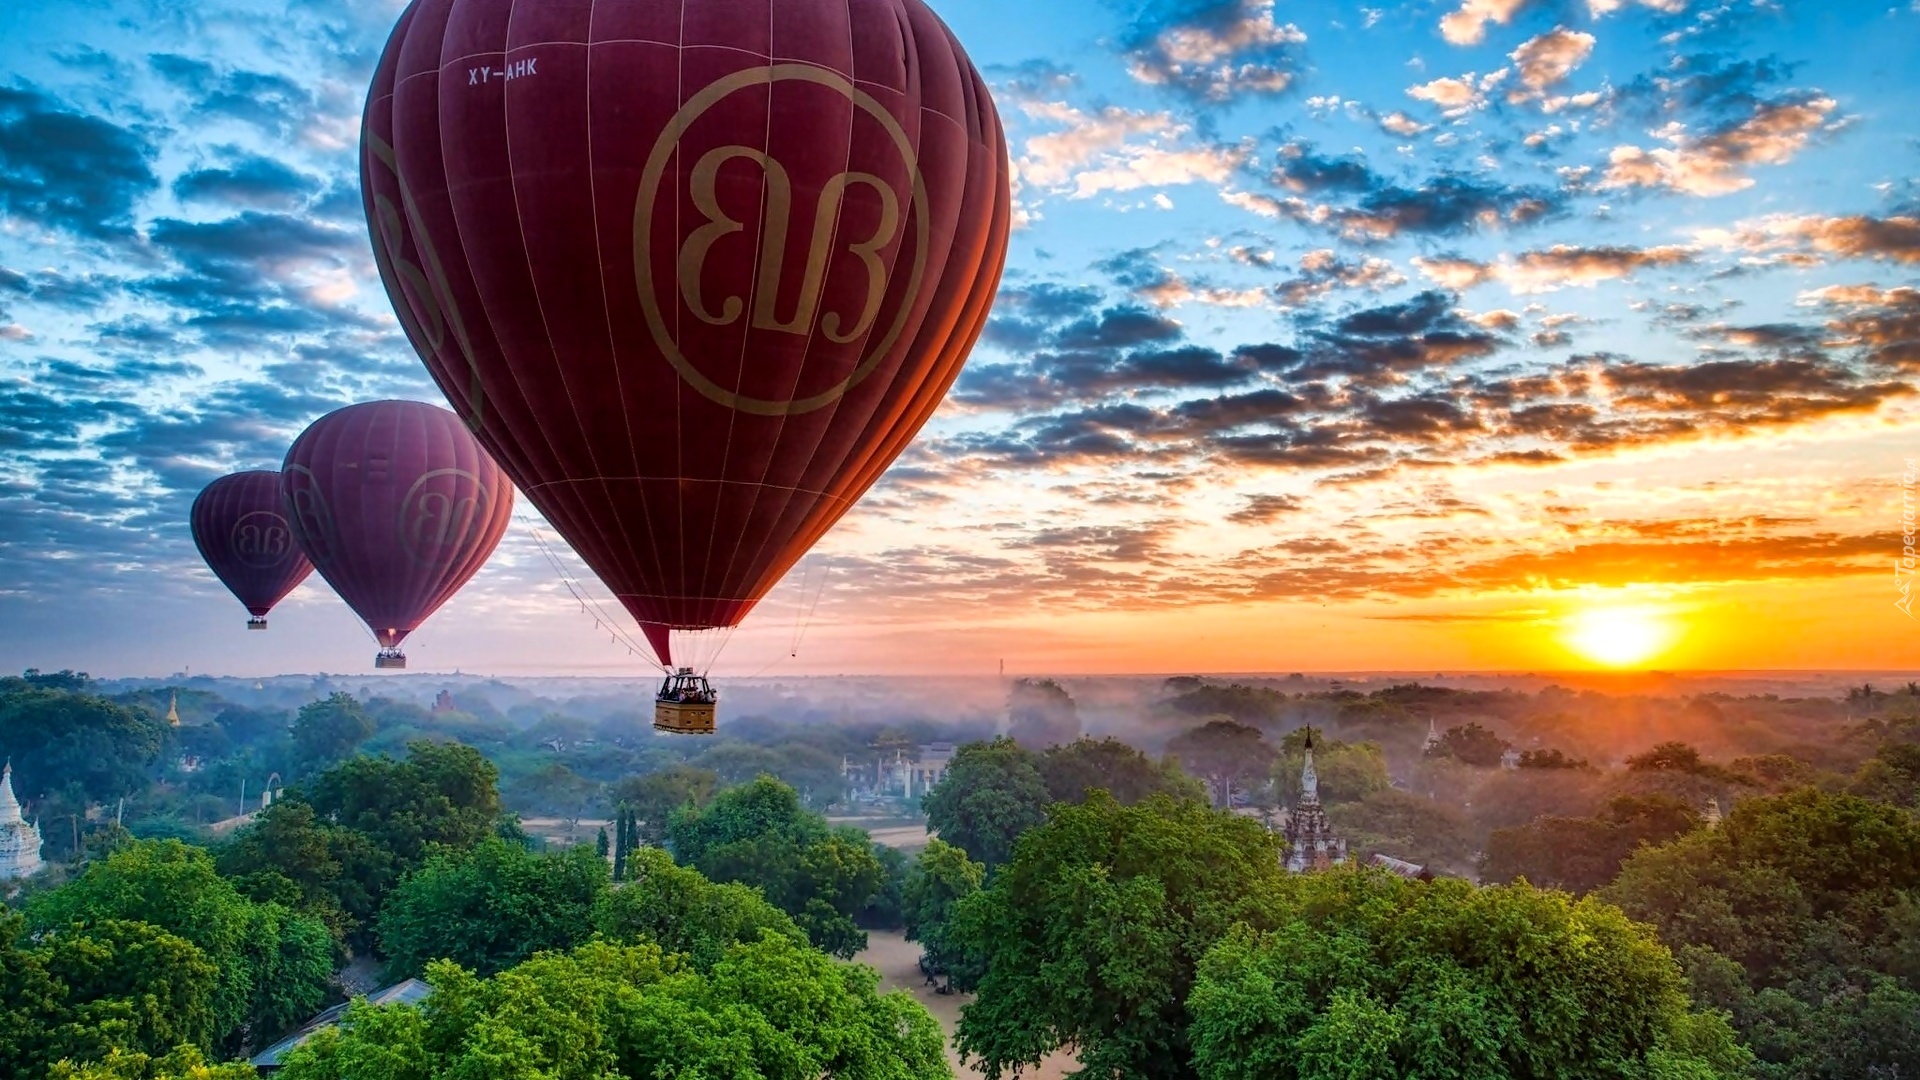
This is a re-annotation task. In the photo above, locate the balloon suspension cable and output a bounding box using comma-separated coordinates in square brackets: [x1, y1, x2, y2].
[744, 556, 835, 679]
[516, 515, 669, 675]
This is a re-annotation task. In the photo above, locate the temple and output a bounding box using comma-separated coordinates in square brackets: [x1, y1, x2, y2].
[1283, 733, 1347, 872]
[166, 691, 180, 726]
[0, 762, 45, 883]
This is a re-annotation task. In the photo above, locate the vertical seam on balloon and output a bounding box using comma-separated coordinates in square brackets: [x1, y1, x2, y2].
[498, 0, 606, 624]
[669, 0, 689, 639]
[711, 0, 860, 618]
[688, 0, 779, 637]
[579, 0, 666, 663]
[720, 0, 891, 611]
[736, 0, 932, 603]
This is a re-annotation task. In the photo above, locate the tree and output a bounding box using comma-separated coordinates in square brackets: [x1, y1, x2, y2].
[217, 742, 502, 953]
[593, 847, 806, 970]
[1604, 788, 1920, 1078]
[1426, 722, 1511, 768]
[903, 838, 984, 985]
[27, 839, 334, 1053]
[952, 793, 1286, 1080]
[1328, 789, 1475, 871]
[1518, 748, 1591, 770]
[289, 694, 375, 773]
[921, 737, 1050, 869]
[860, 842, 909, 930]
[1163, 682, 1289, 726]
[0, 677, 168, 806]
[276, 936, 949, 1080]
[1007, 678, 1080, 748]
[666, 775, 885, 958]
[49, 1044, 258, 1080]
[1186, 874, 1750, 1080]
[1039, 737, 1205, 805]
[1628, 742, 1707, 773]
[376, 836, 609, 979]
[1480, 794, 1702, 895]
[609, 765, 718, 847]
[1168, 719, 1277, 808]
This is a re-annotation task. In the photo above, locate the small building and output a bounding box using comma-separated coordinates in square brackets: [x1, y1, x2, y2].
[912, 742, 955, 795]
[1283, 734, 1347, 873]
[1368, 853, 1435, 882]
[0, 762, 45, 883]
[431, 689, 458, 714]
[250, 978, 433, 1072]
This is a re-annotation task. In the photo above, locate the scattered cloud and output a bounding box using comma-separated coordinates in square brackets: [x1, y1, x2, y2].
[1414, 244, 1696, 292]
[1602, 95, 1839, 195]
[1126, 0, 1308, 101]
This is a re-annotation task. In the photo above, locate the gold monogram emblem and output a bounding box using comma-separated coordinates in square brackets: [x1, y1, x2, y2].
[635, 64, 931, 416]
[399, 468, 491, 566]
[231, 511, 295, 570]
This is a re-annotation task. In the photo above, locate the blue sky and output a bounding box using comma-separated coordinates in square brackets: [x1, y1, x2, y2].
[2, 0, 1918, 677]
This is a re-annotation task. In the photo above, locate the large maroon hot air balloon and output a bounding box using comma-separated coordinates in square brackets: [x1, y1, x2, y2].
[191, 471, 314, 630]
[281, 400, 513, 669]
[360, 0, 1010, 676]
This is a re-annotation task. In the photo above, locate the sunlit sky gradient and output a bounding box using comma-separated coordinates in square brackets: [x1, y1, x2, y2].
[2, 0, 1918, 678]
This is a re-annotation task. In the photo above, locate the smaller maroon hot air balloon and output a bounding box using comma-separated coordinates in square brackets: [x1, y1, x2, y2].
[282, 400, 512, 669]
[192, 470, 314, 630]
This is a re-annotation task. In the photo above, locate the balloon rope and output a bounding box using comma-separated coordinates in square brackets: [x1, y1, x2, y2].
[516, 515, 669, 675]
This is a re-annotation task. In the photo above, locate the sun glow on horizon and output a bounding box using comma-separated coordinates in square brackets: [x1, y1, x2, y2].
[1564, 606, 1676, 668]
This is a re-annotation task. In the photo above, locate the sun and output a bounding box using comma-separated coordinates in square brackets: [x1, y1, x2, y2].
[1565, 607, 1675, 667]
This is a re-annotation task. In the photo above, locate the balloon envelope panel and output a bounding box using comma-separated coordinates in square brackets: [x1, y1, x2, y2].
[191, 470, 314, 619]
[281, 400, 513, 648]
[361, 0, 1010, 659]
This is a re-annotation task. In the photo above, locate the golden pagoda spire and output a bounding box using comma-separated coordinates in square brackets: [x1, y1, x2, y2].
[166, 691, 180, 727]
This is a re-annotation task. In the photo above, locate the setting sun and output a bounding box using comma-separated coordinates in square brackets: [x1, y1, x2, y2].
[1565, 607, 1675, 668]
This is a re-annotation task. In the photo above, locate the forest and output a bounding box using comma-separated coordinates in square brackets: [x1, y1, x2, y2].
[1, 667, 1917, 1079]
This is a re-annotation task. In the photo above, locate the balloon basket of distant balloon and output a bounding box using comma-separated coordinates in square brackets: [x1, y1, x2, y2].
[247, 617, 268, 631]
[653, 669, 717, 735]
[375, 649, 407, 670]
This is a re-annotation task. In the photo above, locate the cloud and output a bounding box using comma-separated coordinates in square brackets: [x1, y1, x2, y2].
[1378, 111, 1431, 137]
[0, 85, 157, 242]
[172, 152, 322, 210]
[1697, 213, 1920, 265]
[1509, 28, 1596, 91]
[1272, 250, 1406, 307]
[1408, 69, 1510, 115]
[1227, 493, 1304, 524]
[1803, 284, 1920, 371]
[1413, 244, 1696, 292]
[1602, 95, 1838, 195]
[1014, 101, 1250, 199]
[1439, 0, 1533, 46]
[1225, 169, 1561, 242]
[149, 53, 319, 139]
[1126, 0, 1308, 101]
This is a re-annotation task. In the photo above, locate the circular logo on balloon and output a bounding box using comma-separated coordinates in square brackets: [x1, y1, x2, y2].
[634, 63, 932, 417]
[399, 468, 493, 567]
[230, 511, 297, 570]
[282, 465, 338, 569]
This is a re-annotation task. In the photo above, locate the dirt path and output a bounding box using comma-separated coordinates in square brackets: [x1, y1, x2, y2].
[855, 929, 1075, 1080]
[863, 823, 933, 852]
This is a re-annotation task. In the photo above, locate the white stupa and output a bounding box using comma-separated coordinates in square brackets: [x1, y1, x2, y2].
[0, 762, 45, 881]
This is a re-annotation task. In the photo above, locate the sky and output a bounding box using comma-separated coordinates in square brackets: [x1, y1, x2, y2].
[1, 0, 1918, 679]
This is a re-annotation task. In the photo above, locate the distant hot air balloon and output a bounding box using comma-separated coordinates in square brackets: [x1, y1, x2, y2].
[360, 0, 1010, 711]
[191, 470, 313, 630]
[281, 400, 513, 669]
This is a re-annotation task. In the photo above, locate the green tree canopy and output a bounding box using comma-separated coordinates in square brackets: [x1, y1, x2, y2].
[608, 764, 718, 847]
[666, 775, 885, 958]
[276, 935, 948, 1080]
[0, 675, 169, 805]
[1426, 721, 1511, 768]
[1603, 787, 1920, 1078]
[952, 793, 1286, 1080]
[25, 840, 332, 1054]
[1480, 792, 1703, 894]
[1186, 873, 1750, 1080]
[921, 737, 1050, 869]
[593, 846, 806, 971]
[289, 694, 375, 774]
[903, 838, 984, 985]
[1168, 719, 1276, 808]
[376, 836, 610, 979]
[1038, 736, 1205, 805]
[217, 742, 503, 952]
